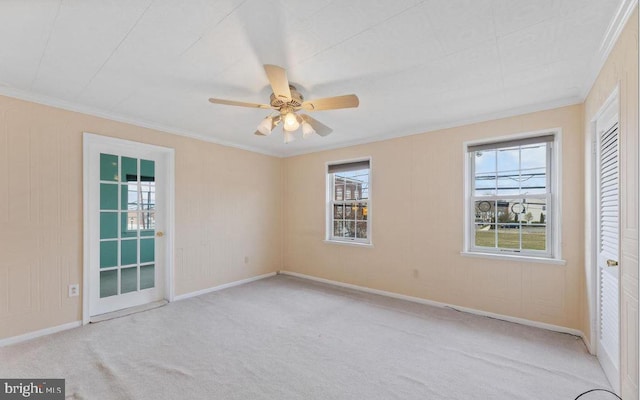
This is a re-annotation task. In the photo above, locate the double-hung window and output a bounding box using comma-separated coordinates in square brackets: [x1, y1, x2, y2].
[466, 134, 558, 258]
[327, 159, 371, 244]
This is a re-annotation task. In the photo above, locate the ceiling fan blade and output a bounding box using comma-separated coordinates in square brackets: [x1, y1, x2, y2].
[302, 94, 359, 111]
[300, 114, 333, 137]
[209, 98, 272, 109]
[264, 64, 292, 102]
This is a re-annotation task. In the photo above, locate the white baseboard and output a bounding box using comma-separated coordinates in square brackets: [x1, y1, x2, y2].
[0, 321, 82, 347]
[1, 271, 590, 350]
[174, 272, 277, 301]
[278, 270, 587, 340]
[0, 273, 277, 346]
[583, 335, 595, 355]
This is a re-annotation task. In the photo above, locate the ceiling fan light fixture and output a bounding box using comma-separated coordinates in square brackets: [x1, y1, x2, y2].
[283, 112, 300, 132]
[257, 116, 273, 135]
[283, 130, 296, 144]
[301, 121, 315, 138]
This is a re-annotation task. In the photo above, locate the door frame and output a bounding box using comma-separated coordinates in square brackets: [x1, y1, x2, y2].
[588, 85, 620, 389]
[82, 132, 175, 325]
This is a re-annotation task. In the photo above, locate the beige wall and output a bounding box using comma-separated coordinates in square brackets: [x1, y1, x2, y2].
[284, 104, 585, 331]
[583, 8, 638, 398]
[0, 95, 283, 339]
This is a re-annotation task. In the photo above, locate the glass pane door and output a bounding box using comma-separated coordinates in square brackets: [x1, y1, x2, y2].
[99, 153, 156, 298]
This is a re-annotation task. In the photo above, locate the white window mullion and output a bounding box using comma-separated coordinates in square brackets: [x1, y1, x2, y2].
[546, 192, 552, 257]
[494, 149, 498, 250]
[547, 143, 553, 257]
[493, 199, 498, 249]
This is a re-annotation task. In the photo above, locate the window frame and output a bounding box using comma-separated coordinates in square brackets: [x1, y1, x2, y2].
[463, 130, 562, 261]
[326, 157, 372, 245]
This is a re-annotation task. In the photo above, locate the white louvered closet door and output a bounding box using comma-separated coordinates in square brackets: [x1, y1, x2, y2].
[597, 122, 620, 392]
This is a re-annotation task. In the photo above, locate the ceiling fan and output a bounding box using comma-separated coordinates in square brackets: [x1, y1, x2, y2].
[208, 64, 359, 143]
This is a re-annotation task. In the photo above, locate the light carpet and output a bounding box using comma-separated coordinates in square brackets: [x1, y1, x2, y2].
[1, 275, 612, 399]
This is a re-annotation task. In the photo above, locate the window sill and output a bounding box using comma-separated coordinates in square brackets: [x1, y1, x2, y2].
[460, 251, 566, 265]
[324, 240, 373, 248]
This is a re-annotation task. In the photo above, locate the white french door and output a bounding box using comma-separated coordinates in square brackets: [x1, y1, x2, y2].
[595, 102, 620, 393]
[84, 133, 174, 319]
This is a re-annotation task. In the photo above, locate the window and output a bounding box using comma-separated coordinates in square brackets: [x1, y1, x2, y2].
[327, 159, 370, 244]
[466, 134, 558, 258]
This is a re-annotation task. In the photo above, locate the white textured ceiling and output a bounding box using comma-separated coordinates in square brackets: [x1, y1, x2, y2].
[0, 0, 626, 156]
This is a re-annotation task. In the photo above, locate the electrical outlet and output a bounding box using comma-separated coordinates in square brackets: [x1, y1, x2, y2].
[68, 284, 79, 297]
[244, 256, 249, 264]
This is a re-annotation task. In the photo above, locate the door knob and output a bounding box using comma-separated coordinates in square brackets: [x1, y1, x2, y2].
[606, 259, 618, 267]
[156, 231, 164, 237]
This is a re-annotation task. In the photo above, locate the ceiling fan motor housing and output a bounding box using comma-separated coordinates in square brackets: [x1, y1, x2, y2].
[270, 85, 304, 110]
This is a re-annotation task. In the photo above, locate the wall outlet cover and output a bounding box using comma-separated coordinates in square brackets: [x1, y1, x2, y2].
[68, 284, 80, 297]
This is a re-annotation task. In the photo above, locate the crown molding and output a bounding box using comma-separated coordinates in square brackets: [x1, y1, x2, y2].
[580, 0, 638, 99]
[0, 86, 284, 158]
[282, 96, 583, 157]
[0, 86, 584, 160]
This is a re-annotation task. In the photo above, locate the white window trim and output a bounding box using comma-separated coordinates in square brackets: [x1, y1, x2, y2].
[323, 239, 374, 248]
[462, 129, 564, 263]
[325, 157, 372, 245]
